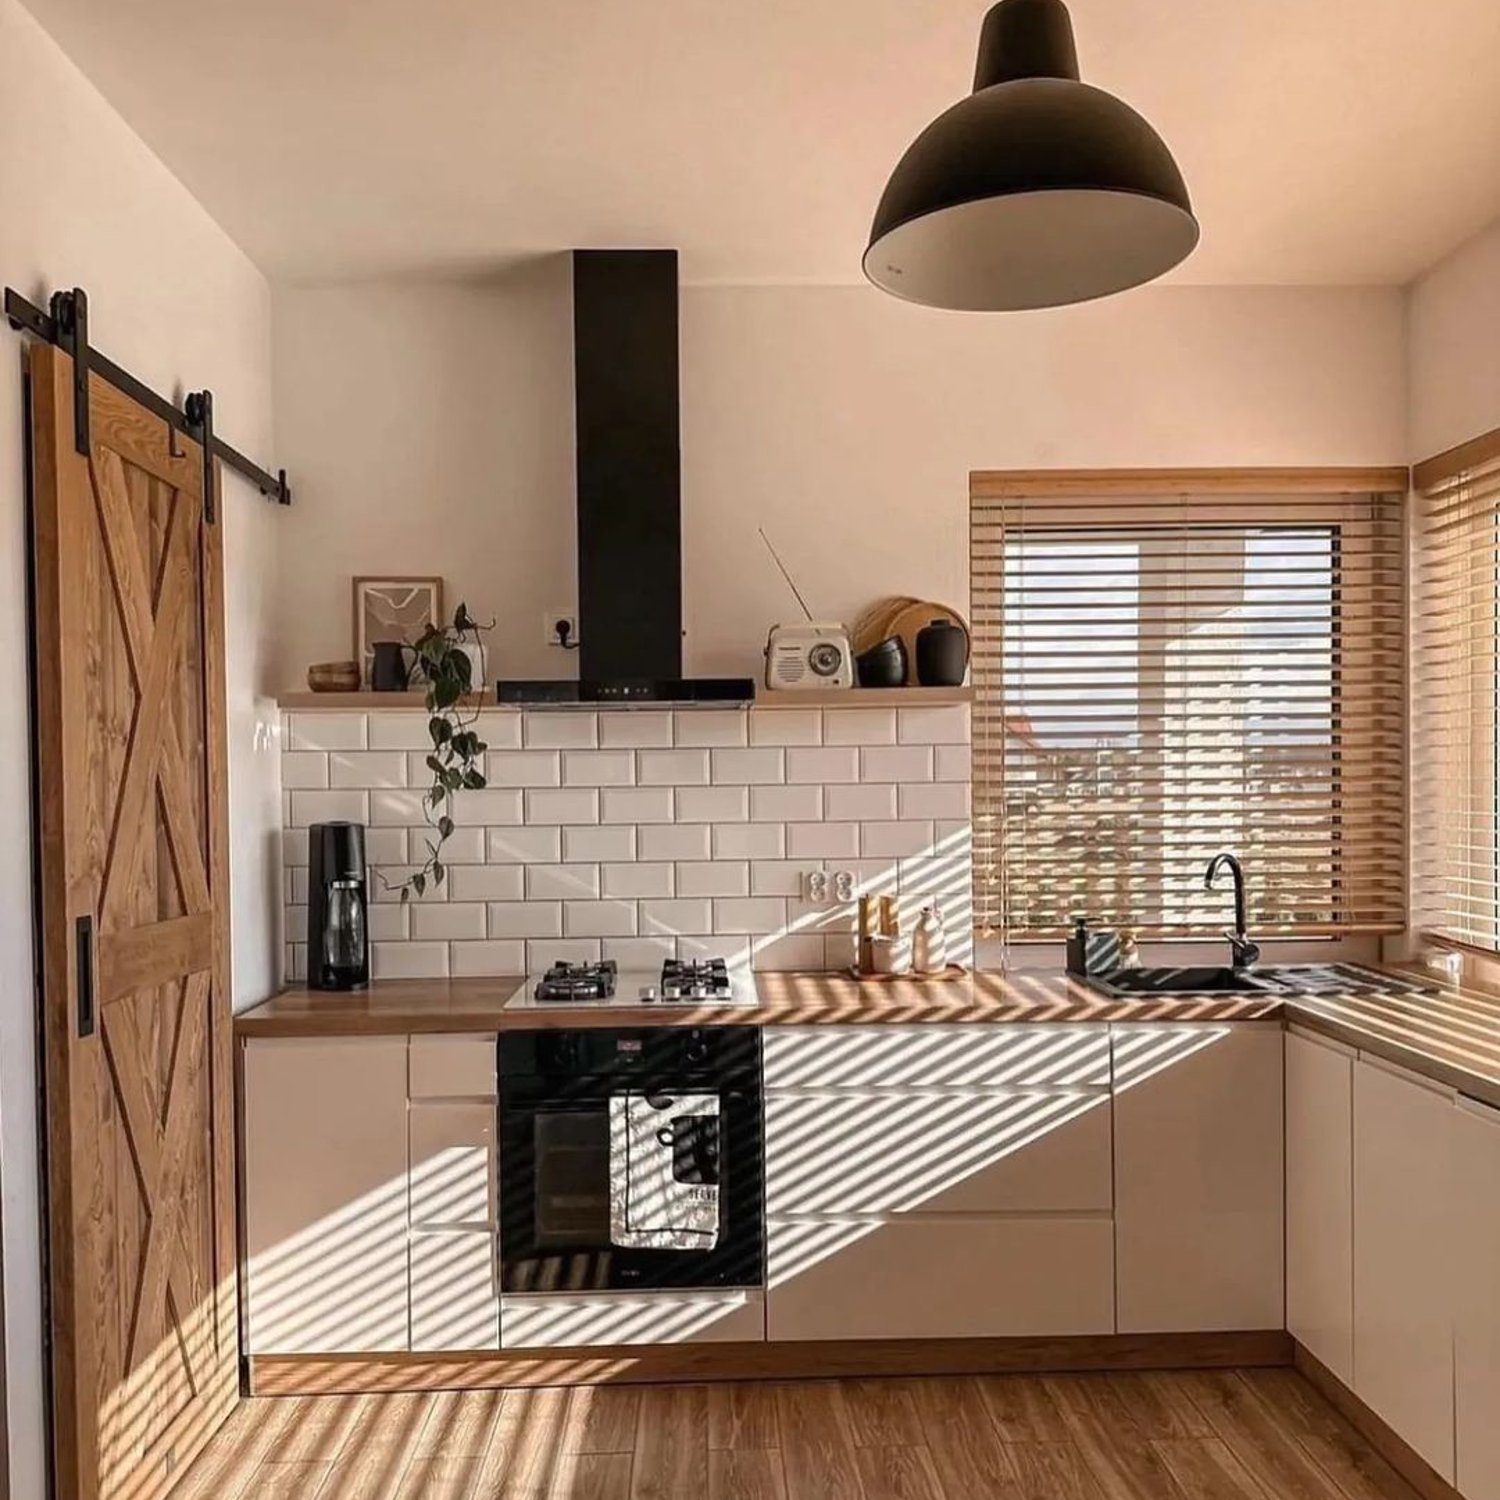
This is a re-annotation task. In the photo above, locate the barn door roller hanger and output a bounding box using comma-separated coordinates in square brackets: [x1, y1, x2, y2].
[6, 283, 291, 522]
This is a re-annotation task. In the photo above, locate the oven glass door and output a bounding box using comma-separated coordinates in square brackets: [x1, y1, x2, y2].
[500, 1081, 762, 1292]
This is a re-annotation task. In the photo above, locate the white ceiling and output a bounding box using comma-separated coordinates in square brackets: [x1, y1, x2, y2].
[23, 0, 1500, 286]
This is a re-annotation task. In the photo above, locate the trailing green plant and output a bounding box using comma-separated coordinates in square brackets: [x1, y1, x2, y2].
[387, 603, 492, 903]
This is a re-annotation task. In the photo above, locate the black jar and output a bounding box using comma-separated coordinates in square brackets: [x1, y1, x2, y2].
[915, 618, 969, 686]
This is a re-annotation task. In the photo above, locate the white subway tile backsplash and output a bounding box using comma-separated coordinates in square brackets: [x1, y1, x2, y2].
[711, 748, 785, 785]
[674, 710, 748, 748]
[787, 822, 860, 859]
[369, 790, 430, 827]
[488, 750, 562, 788]
[488, 826, 563, 864]
[822, 707, 897, 745]
[372, 942, 448, 979]
[528, 938, 600, 969]
[640, 899, 714, 936]
[898, 704, 971, 745]
[413, 903, 489, 941]
[282, 752, 329, 789]
[282, 688, 974, 979]
[786, 747, 860, 785]
[562, 750, 635, 787]
[524, 711, 597, 749]
[601, 862, 675, 899]
[451, 789, 526, 827]
[526, 863, 600, 901]
[712, 823, 785, 860]
[637, 749, 710, 787]
[449, 865, 527, 902]
[751, 784, 822, 823]
[676, 862, 750, 898]
[676, 786, 748, 823]
[525, 788, 600, 826]
[750, 709, 822, 746]
[825, 783, 899, 822]
[861, 820, 936, 859]
[289, 789, 368, 828]
[451, 939, 527, 976]
[563, 825, 636, 863]
[898, 781, 971, 820]
[488, 902, 564, 939]
[599, 711, 674, 749]
[601, 787, 675, 824]
[934, 744, 971, 782]
[330, 750, 407, 789]
[565, 900, 638, 938]
[713, 898, 786, 935]
[288, 713, 367, 751]
[751, 860, 807, 897]
[638, 823, 712, 861]
[861, 745, 933, 782]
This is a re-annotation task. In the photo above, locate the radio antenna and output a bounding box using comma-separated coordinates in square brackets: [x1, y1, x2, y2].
[759, 528, 814, 623]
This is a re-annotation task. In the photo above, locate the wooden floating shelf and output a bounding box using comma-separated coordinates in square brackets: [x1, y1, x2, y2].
[278, 686, 973, 710]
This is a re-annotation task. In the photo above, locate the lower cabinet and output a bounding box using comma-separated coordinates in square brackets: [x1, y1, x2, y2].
[1285, 1026, 1355, 1383]
[501, 1291, 765, 1348]
[1454, 1095, 1500, 1500]
[243, 1037, 411, 1354]
[1113, 1023, 1285, 1332]
[1352, 1056, 1456, 1483]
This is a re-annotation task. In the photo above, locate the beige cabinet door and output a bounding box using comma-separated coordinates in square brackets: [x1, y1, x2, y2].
[1113, 1023, 1284, 1332]
[1352, 1057, 1456, 1483]
[243, 1037, 410, 1353]
[1285, 1027, 1355, 1383]
[1455, 1095, 1500, 1500]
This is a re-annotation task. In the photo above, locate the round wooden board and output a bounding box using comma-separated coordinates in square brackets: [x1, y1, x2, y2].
[854, 598, 969, 685]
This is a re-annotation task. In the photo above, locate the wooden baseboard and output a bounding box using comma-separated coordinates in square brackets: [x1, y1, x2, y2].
[248, 1330, 1292, 1396]
[1292, 1343, 1461, 1500]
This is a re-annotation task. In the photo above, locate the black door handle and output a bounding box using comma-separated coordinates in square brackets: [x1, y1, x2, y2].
[75, 913, 95, 1038]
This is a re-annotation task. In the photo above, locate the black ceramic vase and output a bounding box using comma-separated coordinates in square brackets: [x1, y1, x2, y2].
[915, 618, 969, 686]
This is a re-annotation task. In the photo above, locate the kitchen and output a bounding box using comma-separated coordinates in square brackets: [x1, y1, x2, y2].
[3, 1, 1500, 1499]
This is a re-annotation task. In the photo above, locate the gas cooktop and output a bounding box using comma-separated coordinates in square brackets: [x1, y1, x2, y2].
[510, 957, 755, 1009]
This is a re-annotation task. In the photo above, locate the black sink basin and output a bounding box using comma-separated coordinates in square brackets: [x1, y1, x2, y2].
[1086, 965, 1288, 997]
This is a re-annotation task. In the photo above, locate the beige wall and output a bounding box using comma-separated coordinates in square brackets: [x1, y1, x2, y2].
[0, 0, 279, 1491]
[272, 275, 1406, 685]
[1408, 218, 1500, 462]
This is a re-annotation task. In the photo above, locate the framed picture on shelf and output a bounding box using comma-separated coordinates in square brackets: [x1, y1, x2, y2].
[352, 576, 444, 688]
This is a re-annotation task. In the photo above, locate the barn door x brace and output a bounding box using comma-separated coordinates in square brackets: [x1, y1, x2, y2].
[6, 283, 291, 522]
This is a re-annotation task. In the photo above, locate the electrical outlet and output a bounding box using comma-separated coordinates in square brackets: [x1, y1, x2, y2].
[802, 870, 831, 906]
[544, 611, 578, 649]
[831, 869, 855, 903]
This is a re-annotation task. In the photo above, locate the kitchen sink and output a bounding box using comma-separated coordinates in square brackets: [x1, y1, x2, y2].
[1084, 962, 1437, 999]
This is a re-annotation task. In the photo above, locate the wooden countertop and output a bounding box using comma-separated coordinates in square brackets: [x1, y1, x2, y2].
[234, 966, 1500, 1110]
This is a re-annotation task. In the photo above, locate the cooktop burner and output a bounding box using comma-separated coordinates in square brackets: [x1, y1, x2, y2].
[534, 959, 617, 1003]
[517, 957, 753, 1008]
[660, 958, 732, 1001]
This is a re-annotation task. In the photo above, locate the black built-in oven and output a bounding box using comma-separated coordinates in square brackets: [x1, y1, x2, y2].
[498, 1027, 763, 1292]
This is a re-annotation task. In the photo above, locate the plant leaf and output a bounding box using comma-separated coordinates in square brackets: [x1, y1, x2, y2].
[438, 815, 454, 839]
[412, 872, 426, 898]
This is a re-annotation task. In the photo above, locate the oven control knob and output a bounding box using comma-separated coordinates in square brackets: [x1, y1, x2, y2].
[684, 1032, 709, 1065]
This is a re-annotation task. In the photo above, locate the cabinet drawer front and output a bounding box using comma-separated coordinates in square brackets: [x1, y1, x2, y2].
[766, 1216, 1114, 1341]
[409, 1033, 497, 1098]
[410, 1230, 500, 1351]
[409, 1101, 496, 1229]
[501, 1291, 765, 1349]
[765, 1088, 1111, 1215]
[763, 1024, 1110, 1088]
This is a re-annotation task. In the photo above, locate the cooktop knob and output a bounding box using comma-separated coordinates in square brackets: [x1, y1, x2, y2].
[638, 985, 659, 1002]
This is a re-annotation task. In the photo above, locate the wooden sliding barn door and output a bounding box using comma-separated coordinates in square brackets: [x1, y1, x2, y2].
[29, 342, 237, 1500]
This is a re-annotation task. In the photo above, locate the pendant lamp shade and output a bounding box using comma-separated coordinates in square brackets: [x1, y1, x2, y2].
[865, 0, 1198, 311]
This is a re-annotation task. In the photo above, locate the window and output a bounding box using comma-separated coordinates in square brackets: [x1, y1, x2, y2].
[1412, 436, 1500, 951]
[969, 473, 1407, 942]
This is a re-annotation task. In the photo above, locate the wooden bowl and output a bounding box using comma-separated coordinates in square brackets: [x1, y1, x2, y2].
[307, 660, 361, 693]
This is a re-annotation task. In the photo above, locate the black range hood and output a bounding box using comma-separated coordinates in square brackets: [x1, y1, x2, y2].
[497, 250, 754, 708]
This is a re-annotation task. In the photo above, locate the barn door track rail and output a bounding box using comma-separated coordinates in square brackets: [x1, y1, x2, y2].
[6, 283, 291, 521]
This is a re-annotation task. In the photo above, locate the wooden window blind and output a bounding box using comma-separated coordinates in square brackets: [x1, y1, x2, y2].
[1412, 446, 1500, 950]
[970, 480, 1407, 941]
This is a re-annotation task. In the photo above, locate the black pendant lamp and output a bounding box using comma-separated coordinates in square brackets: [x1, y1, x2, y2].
[864, 0, 1198, 311]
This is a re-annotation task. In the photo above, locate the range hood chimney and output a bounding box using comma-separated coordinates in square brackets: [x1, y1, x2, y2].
[498, 250, 754, 707]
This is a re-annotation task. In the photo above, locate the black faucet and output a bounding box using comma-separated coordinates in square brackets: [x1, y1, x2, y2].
[1204, 852, 1261, 971]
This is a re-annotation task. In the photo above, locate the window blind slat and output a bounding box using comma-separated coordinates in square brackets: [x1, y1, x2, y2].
[971, 486, 1407, 942]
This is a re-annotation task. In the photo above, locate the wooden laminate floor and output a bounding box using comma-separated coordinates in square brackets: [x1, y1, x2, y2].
[171, 1368, 1423, 1500]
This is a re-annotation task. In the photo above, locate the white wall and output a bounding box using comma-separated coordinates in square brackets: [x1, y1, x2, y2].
[1409, 218, 1500, 461]
[0, 0, 280, 1492]
[272, 275, 1406, 684]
